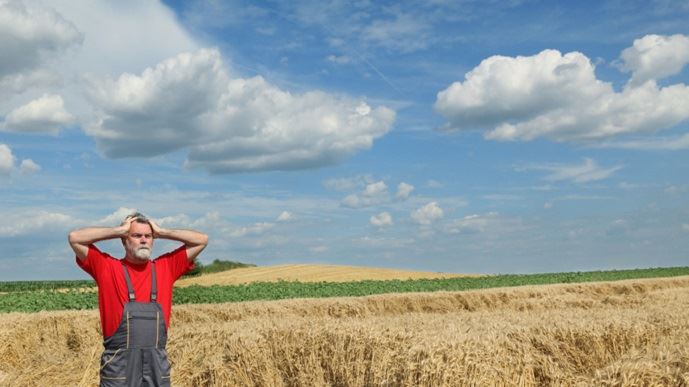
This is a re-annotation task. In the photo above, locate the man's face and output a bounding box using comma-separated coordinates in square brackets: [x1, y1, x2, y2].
[125, 221, 154, 261]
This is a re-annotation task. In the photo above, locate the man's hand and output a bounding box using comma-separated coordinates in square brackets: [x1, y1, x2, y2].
[115, 216, 136, 237]
[149, 219, 162, 239]
[150, 221, 208, 262]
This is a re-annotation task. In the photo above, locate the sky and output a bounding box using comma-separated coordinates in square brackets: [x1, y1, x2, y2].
[1, 0, 688, 280]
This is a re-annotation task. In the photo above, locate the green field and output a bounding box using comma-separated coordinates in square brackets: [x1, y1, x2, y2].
[1, 266, 688, 313]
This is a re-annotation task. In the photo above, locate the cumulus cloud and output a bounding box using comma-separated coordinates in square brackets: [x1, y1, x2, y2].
[3, 94, 74, 134]
[85, 49, 395, 172]
[411, 201, 444, 225]
[395, 182, 414, 199]
[362, 13, 432, 53]
[230, 222, 275, 238]
[155, 213, 193, 228]
[341, 180, 389, 208]
[518, 158, 623, 183]
[0, 144, 15, 175]
[599, 133, 689, 150]
[370, 211, 393, 228]
[276, 211, 294, 222]
[19, 159, 40, 175]
[96, 207, 138, 226]
[435, 35, 689, 144]
[84, 49, 226, 157]
[0, 0, 82, 86]
[326, 54, 351, 64]
[323, 175, 373, 191]
[0, 210, 75, 237]
[444, 212, 499, 234]
[619, 34, 689, 86]
[0, 143, 42, 176]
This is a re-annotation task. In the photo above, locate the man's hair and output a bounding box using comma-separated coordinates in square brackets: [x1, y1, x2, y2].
[122, 212, 152, 227]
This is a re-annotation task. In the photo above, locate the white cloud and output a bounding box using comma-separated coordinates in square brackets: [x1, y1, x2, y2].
[0, 143, 42, 176]
[47, 0, 198, 78]
[444, 212, 502, 234]
[665, 185, 688, 195]
[326, 54, 351, 64]
[682, 224, 689, 233]
[518, 158, 622, 183]
[395, 182, 414, 199]
[230, 222, 275, 238]
[362, 13, 432, 53]
[323, 175, 373, 191]
[3, 94, 74, 134]
[341, 180, 389, 208]
[0, 210, 75, 237]
[370, 211, 393, 228]
[0, 0, 82, 85]
[435, 36, 689, 144]
[84, 49, 226, 157]
[411, 201, 444, 225]
[276, 211, 294, 222]
[85, 49, 394, 172]
[363, 181, 387, 197]
[96, 207, 138, 226]
[0, 144, 15, 175]
[19, 159, 40, 175]
[155, 213, 193, 228]
[598, 132, 689, 150]
[310, 245, 328, 253]
[619, 34, 689, 86]
[426, 179, 444, 188]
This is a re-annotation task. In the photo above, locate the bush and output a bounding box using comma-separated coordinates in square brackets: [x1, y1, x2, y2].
[182, 259, 255, 277]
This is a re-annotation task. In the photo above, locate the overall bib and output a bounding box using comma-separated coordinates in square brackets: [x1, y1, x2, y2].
[99, 262, 172, 387]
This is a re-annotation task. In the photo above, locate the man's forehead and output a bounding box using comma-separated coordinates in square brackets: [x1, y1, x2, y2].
[129, 222, 153, 233]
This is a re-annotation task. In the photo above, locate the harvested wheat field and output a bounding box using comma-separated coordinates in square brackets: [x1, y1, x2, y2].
[176, 264, 469, 286]
[2, 276, 689, 386]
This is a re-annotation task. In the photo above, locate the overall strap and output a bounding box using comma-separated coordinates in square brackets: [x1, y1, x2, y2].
[121, 264, 136, 302]
[150, 261, 158, 302]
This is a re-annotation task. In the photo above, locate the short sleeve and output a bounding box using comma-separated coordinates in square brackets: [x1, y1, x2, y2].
[156, 245, 193, 281]
[76, 245, 107, 280]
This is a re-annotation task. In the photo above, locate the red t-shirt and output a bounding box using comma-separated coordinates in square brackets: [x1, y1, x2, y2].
[76, 244, 194, 338]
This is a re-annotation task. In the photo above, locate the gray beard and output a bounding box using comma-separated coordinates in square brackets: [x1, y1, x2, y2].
[131, 246, 151, 260]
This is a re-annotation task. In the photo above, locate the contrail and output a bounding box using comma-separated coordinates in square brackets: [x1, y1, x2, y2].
[322, 25, 403, 95]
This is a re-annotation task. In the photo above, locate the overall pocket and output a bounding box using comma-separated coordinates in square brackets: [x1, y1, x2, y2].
[128, 311, 160, 348]
[100, 348, 129, 387]
[152, 348, 172, 387]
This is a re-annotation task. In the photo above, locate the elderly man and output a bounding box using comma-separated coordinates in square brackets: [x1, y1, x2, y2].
[68, 212, 208, 387]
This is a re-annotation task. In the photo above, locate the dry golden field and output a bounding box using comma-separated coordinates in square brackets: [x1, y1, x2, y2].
[1, 275, 689, 386]
[176, 264, 469, 286]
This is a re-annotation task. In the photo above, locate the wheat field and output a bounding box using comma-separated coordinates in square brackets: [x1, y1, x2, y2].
[176, 264, 469, 286]
[1, 276, 688, 386]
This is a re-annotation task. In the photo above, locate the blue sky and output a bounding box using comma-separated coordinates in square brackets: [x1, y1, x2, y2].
[1, 0, 688, 280]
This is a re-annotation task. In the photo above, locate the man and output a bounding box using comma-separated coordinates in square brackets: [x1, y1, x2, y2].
[68, 212, 208, 387]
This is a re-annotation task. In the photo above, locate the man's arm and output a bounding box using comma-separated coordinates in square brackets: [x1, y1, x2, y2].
[150, 220, 208, 262]
[68, 217, 133, 261]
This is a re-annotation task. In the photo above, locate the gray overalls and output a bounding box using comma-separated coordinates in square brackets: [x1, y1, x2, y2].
[99, 262, 172, 387]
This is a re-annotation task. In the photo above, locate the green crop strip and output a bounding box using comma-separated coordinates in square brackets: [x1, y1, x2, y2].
[1, 266, 688, 313]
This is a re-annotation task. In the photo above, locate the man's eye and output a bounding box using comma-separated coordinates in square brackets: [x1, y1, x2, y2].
[131, 234, 142, 238]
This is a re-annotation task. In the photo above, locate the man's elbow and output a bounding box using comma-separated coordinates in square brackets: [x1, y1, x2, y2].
[67, 230, 79, 244]
[199, 233, 209, 247]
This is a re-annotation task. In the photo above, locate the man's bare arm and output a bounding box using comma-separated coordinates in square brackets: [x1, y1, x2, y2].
[150, 220, 208, 262]
[68, 217, 133, 261]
